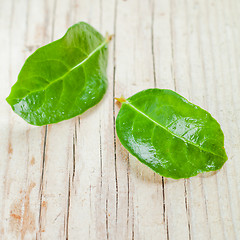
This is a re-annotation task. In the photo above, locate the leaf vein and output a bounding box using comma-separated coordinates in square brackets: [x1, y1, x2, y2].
[126, 101, 225, 159]
[9, 39, 108, 102]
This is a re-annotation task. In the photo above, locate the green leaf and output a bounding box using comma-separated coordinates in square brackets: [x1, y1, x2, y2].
[6, 22, 110, 126]
[116, 89, 228, 179]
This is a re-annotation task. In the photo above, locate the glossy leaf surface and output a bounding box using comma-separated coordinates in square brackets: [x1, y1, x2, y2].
[116, 89, 227, 179]
[6, 22, 109, 126]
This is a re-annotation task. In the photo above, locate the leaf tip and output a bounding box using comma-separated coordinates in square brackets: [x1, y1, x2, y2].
[5, 95, 12, 105]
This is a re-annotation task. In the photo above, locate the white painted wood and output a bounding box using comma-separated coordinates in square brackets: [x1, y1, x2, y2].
[0, 0, 239, 239]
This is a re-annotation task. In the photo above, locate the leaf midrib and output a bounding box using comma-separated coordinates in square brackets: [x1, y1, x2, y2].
[8, 39, 108, 102]
[126, 100, 225, 160]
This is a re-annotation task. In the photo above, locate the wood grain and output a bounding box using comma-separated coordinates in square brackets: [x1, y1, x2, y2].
[0, 0, 239, 239]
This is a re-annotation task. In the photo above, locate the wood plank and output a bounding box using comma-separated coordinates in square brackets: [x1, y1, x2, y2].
[187, 1, 226, 239]
[114, 0, 167, 239]
[0, 1, 38, 239]
[66, 0, 116, 239]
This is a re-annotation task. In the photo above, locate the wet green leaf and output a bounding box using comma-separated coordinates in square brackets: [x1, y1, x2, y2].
[6, 22, 110, 126]
[116, 89, 227, 179]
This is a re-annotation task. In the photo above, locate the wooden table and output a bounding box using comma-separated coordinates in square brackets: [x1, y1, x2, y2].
[1, 0, 239, 239]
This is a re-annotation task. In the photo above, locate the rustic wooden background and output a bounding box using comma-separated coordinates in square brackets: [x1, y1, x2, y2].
[1, 0, 240, 239]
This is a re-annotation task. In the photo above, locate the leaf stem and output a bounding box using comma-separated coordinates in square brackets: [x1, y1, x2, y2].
[106, 33, 114, 43]
[115, 97, 126, 103]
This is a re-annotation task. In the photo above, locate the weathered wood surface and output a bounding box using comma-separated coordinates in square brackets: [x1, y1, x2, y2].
[0, 0, 240, 239]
